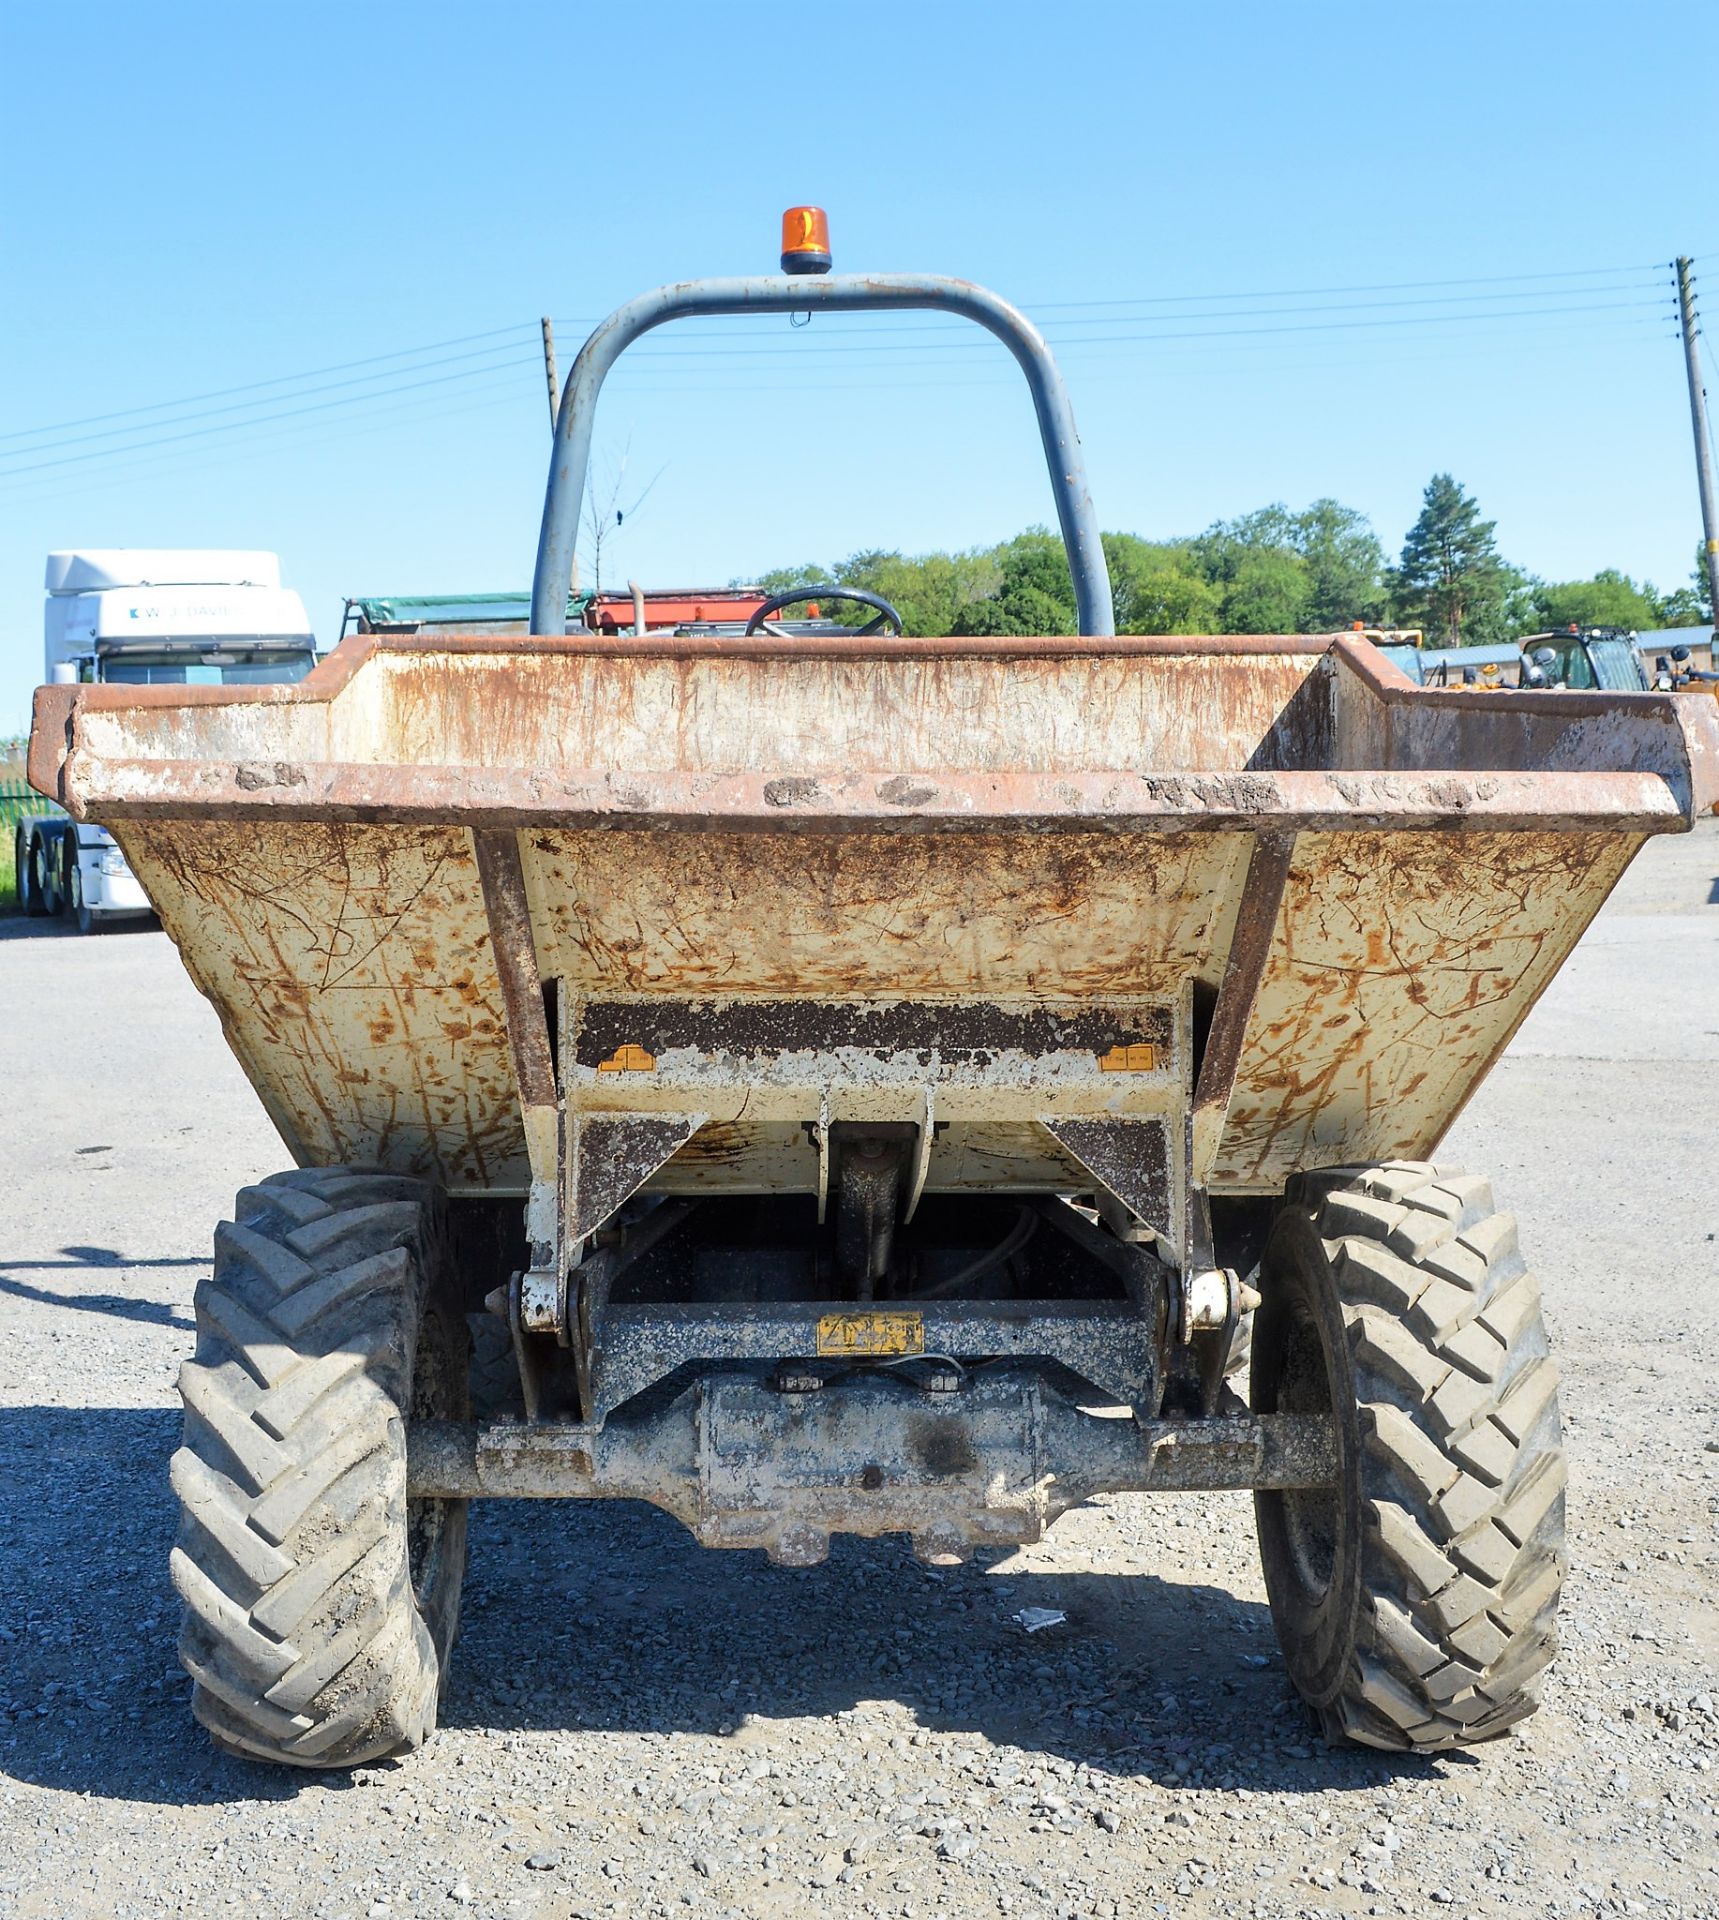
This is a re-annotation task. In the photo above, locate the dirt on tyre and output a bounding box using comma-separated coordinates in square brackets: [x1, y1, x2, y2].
[171, 1167, 469, 1767]
[1252, 1160, 1564, 1751]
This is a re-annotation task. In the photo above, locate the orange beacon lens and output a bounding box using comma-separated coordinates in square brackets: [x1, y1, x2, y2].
[781, 205, 832, 276]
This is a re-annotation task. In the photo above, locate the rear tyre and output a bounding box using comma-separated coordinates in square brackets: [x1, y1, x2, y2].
[1223, 1303, 1253, 1405]
[30, 839, 59, 916]
[171, 1167, 469, 1767]
[14, 831, 45, 917]
[1253, 1161, 1564, 1751]
[467, 1311, 523, 1419]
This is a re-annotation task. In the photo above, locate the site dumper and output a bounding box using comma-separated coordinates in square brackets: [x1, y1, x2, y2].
[30, 218, 1719, 1770]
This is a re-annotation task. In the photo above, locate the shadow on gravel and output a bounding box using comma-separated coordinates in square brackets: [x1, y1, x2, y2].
[47, 1248, 203, 1269]
[0, 1250, 202, 1331]
[0, 1408, 1446, 1808]
[449, 1503, 1450, 1798]
[0, 1273, 194, 1330]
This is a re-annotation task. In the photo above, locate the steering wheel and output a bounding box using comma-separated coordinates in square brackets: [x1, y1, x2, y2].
[743, 586, 904, 638]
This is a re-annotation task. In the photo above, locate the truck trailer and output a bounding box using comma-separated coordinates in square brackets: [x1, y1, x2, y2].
[15, 550, 315, 929]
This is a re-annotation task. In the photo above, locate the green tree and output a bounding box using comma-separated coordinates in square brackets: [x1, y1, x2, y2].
[1532, 568, 1662, 632]
[1221, 548, 1310, 632]
[746, 550, 999, 635]
[1392, 474, 1521, 647]
[1655, 581, 1708, 627]
[751, 562, 833, 598]
[1182, 499, 1388, 632]
[1661, 542, 1714, 625]
[951, 530, 1077, 635]
[1126, 565, 1223, 633]
[994, 529, 1077, 609]
[1294, 498, 1388, 629]
[951, 584, 1069, 635]
[1191, 504, 1294, 564]
[1103, 533, 1222, 633]
[1189, 511, 1310, 633]
[739, 496, 1393, 641]
[836, 548, 1000, 634]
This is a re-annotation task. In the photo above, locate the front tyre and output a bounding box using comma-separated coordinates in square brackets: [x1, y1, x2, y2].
[69, 862, 103, 935]
[171, 1168, 469, 1767]
[1253, 1162, 1564, 1751]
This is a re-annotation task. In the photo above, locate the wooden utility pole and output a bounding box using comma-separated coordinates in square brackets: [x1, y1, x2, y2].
[540, 317, 559, 436]
[541, 317, 577, 589]
[1675, 258, 1719, 622]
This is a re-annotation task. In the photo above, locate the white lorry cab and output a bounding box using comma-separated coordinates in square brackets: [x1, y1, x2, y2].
[16, 550, 316, 931]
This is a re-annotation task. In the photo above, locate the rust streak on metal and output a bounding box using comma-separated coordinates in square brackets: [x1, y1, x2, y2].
[1192, 830, 1296, 1182]
[382, 629, 1330, 662]
[471, 827, 556, 1114]
[32, 626, 1711, 1222]
[58, 760, 1689, 834]
[1212, 827, 1636, 1188]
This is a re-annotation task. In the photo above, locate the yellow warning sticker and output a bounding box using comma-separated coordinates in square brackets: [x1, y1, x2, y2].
[815, 1311, 926, 1358]
[1097, 1042, 1158, 1073]
[596, 1043, 657, 1073]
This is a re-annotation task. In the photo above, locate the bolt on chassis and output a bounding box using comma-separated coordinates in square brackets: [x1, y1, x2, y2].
[29, 215, 1719, 1767]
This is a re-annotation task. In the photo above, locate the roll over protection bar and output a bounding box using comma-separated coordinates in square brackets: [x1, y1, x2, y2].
[530, 273, 1115, 638]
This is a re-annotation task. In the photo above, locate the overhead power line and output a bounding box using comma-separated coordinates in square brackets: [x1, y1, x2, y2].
[5, 337, 538, 461]
[0, 348, 542, 480]
[0, 322, 538, 447]
[4, 300, 1664, 482]
[0, 253, 1691, 501]
[593, 298, 1672, 369]
[0, 253, 1671, 453]
[537, 285, 1668, 364]
[1021, 260, 1669, 309]
[0, 378, 540, 514]
[6, 298, 1666, 483]
[0, 320, 1673, 511]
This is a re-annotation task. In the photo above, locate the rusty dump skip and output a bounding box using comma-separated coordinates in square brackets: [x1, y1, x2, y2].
[29, 627, 1719, 1218]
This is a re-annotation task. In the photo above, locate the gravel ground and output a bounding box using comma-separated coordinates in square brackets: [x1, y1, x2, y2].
[1, 826, 1716, 1920]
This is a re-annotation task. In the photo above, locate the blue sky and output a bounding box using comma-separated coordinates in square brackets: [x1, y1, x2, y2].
[2, 0, 1716, 730]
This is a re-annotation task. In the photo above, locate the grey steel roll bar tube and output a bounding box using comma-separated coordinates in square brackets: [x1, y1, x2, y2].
[530, 274, 1115, 637]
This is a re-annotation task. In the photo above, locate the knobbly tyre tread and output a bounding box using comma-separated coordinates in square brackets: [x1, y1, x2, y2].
[1224, 1307, 1253, 1404]
[1255, 1160, 1565, 1752]
[467, 1311, 523, 1419]
[171, 1167, 468, 1767]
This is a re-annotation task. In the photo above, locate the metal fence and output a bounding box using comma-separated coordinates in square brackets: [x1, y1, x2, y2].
[0, 777, 56, 836]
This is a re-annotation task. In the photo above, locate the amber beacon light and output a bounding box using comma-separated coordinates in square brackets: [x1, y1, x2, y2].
[780, 205, 832, 275]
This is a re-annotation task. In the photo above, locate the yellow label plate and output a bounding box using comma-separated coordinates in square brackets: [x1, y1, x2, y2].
[816, 1311, 925, 1358]
[1097, 1042, 1158, 1073]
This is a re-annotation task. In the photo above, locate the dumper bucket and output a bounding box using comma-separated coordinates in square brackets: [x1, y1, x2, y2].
[31, 626, 1719, 1228]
